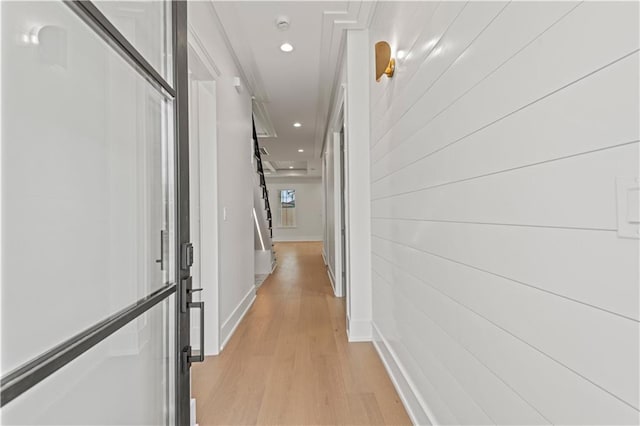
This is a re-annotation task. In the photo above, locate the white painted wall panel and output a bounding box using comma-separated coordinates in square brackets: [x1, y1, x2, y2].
[373, 275, 458, 425]
[368, 1, 640, 424]
[371, 53, 640, 198]
[373, 237, 639, 412]
[373, 218, 638, 321]
[372, 1, 579, 165]
[373, 142, 639, 230]
[369, 1, 442, 135]
[372, 1, 639, 176]
[372, 1, 510, 161]
[374, 270, 548, 425]
[373, 257, 639, 425]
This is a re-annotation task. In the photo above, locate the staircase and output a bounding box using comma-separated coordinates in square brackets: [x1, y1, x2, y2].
[252, 118, 276, 283]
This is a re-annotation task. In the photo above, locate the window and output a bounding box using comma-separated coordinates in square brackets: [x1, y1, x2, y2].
[279, 189, 296, 227]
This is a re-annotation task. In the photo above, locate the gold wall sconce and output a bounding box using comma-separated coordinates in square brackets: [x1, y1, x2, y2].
[375, 41, 395, 82]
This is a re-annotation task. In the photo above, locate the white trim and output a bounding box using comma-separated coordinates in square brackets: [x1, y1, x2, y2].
[343, 30, 372, 341]
[372, 323, 436, 426]
[346, 316, 371, 342]
[321, 249, 327, 265]
[333, 108, 347, 301]
[220, 286, 256, 351]
[327, 266, 336, 296]
[187, 41, 220, 357]
[273, 236, 323, 242]
[205, 2, 250, 91]
[187, 24, 221, 80]
[190, 398, 197, 426]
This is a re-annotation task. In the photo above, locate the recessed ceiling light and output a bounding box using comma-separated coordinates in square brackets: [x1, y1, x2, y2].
[280, 43, 293, 53]
[298, 149, 304, 152]
[397, 50, 407, 59]
[289, 166, 294, 169]
[293, 122, 301, 128]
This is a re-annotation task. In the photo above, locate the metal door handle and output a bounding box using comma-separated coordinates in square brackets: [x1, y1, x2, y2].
[187, 301, 204, 363]
[155, 230, 165, 270]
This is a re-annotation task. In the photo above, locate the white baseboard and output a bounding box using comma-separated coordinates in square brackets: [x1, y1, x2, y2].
[220, 286, 256, 351]
[346, 316, 372, 342]
[327, 266, 336, 295]
[273, 236, 323, 242]
[321, 249, 327, 265]
[190, 398, 197, 426]
[372, 323, 435, 426]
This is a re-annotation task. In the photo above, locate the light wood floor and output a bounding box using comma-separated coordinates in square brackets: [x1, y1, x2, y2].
[192, 242, 411, 425]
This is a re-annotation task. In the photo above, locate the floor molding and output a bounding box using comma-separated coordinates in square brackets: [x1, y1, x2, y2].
[346, 316, 371, 342]
[372, 322, 435, 426]
[273, 236, 323, 242]
[327, 266, 336, 295]
[220, 286, 256, 351]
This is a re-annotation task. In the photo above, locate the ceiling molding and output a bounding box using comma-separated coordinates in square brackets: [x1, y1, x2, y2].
[253, 100, 277, 138]
[187, 23, 221, 80]
[210, 1, 270, 104]
[205, 1, 253, 93]
[211, 1, 279, 141]
[313, 0, 377, 158]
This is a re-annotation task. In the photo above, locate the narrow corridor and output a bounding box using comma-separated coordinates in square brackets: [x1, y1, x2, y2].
[192, 242, 411, 425]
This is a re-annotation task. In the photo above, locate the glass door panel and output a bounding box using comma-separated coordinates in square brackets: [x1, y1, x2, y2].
[1, 0, 175, 375]
[1, 296, 176, 425]
[92, 1, 173, 83]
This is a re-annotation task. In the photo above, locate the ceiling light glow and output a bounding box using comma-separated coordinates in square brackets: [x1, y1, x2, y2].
[298, 149, 304, 152]
[397, 50, 406, 59]
[280, 43, 293, 52]
[289, 166, 294, 169]
[293, 122, 302, 128]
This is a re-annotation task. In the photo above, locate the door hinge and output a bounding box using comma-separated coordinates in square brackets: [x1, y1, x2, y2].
[181, 242, 194, 270]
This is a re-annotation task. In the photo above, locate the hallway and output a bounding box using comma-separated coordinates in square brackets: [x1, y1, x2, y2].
[192, 242, 411, 425]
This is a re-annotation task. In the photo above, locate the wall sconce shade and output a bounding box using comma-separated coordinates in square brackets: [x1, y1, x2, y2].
[375, 41, 395, 81]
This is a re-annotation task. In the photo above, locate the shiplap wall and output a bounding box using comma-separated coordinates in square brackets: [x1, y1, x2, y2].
[368, 2, 639, 424]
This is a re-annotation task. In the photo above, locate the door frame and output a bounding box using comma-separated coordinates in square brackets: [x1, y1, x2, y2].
[328, 85, 349, 306]
[339, 124, 348, 300]
[187, 29, 221, 356]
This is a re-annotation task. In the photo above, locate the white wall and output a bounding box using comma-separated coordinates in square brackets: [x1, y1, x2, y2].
[368, 2, 639, 425]
[267, 177, 323, 242]
[188, 2, 255, 350]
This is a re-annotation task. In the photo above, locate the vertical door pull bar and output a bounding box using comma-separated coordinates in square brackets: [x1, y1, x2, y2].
[187, 300, 204, 364]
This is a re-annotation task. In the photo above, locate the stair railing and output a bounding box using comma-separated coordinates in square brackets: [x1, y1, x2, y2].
[252, 118, 273, 238]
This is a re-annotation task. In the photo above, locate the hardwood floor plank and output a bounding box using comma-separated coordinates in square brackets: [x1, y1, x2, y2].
[192, 242, 411, 425]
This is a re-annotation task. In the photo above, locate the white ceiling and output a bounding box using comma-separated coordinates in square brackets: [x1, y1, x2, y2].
[212, 1, 374, 177]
